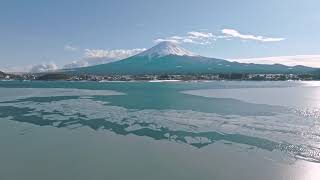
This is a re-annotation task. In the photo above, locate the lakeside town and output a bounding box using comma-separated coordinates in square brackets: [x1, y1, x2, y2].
[1, 71, 319, 81]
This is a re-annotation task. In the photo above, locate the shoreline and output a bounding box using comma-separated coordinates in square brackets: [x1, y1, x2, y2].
[1, 79, 320, 83]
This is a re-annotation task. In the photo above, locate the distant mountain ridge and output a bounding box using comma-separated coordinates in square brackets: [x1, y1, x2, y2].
[68, 41, 317, 75]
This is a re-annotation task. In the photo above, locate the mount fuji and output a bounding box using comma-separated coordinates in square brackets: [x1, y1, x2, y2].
[69, 41, 316, 75]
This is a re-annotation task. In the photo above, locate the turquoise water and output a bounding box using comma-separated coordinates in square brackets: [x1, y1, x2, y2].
[0, 81, 320, 179]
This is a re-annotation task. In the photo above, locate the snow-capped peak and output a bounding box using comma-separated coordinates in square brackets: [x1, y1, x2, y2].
[137, 41, 196, 58]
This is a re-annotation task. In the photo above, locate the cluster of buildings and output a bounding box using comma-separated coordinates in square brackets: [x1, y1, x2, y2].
[34, 73, 317, 81]
[66, 74, 223, 81]
[0, 71, 318, 81]
[247, 74, 302, 81]
[0, 71, 14, 80]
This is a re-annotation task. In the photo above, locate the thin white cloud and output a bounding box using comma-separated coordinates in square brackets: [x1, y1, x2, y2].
[182, 38, 194, 43]
[30, 63, 59, 73]
[154, 31, 216, 45]
[154, 38, 181, 44]
[187, 31, 214, 38]
[64, 44, 78, 51]
[233, 55, 320, 68]
[63, 61, 89, 69]
[170, 36, 184, 40]
[64, 48, 146, 68]
[84, 48, 146, 59]
[1, 63, 59, 73]
[155, 29, 285, 45]
[0, 66, 30, 73]
[222, 29, 285, 42]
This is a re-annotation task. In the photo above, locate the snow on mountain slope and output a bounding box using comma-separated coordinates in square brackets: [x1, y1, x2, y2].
[137, 41, 196, 58]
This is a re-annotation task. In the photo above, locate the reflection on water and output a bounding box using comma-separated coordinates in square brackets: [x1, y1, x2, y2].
[287, 160, 320, 180]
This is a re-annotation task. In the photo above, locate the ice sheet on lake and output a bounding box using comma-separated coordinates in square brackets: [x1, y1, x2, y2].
[1, 95, 320, 162]
[0, 88, 124, 102]
[182, 87, 320, 109]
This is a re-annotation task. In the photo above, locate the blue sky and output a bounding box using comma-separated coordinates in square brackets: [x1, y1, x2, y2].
[1, 0, 320, 72]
